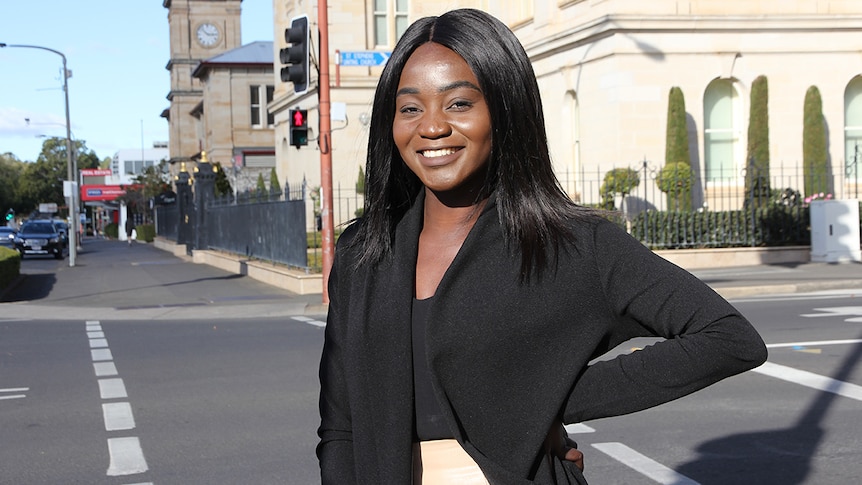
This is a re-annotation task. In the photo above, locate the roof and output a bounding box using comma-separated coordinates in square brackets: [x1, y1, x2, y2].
[192, 41, 273, 78]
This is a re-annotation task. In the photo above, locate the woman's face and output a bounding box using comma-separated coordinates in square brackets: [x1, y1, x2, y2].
[393, 42, 492, 199]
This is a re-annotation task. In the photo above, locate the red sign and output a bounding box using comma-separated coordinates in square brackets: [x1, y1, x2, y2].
[80, 184, 126, 202]
[81, 169, 113, 177]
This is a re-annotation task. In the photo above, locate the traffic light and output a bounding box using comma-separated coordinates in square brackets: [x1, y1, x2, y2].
[280, 15, 309, 95]
[4, 209, 13, 222]
[289, 108, 309, 148]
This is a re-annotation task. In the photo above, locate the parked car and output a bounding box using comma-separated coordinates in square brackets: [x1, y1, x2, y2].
[13, 221, 65, 259]
[0, 226, 16, 248]
[51, 220, 69, 248]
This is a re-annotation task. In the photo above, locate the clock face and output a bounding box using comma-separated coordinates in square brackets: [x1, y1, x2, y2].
[196, 23, 220, 47]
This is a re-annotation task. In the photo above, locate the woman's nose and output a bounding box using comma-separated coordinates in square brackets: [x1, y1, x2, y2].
[417, 111, 451, 139]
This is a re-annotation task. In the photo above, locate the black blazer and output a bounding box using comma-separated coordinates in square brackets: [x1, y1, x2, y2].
[317, 193, 767, 484]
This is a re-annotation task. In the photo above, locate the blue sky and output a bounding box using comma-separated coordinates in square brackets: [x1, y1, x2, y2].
[0, 1, 274, 163]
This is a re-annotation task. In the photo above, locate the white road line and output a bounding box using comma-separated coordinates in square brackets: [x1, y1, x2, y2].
[592, 442, 699, 485]
[292, 316, 325, 327]
[92, 348, 114, 361]
[94, 362, 119, 377]
[88, 331, 105, 339]
[103, 402, 136, 431]
[753, 362, 862, 401]
[0, 387, 28, 400]
[89, 338, 109, 348]
[766, 339, 862, 349]
[99, 378, 128, 399]
[106, 437, 148, 476]
[102, 402, 135, 431]
[564, 423, 596, 434]
[1, 387, 29, 393]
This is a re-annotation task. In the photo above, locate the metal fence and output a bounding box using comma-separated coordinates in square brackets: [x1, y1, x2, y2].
[157, 161, 861, 272]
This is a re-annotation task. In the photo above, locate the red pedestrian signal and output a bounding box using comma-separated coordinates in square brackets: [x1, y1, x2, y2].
[289, 108, 308, 148]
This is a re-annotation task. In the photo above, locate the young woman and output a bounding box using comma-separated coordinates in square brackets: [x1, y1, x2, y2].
[317, 9, 767, 484]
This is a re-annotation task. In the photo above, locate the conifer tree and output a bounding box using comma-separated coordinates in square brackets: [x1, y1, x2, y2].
[662, 87, 692, 211]
[803, 85, 829, 196]
[745, 75, 770, 207]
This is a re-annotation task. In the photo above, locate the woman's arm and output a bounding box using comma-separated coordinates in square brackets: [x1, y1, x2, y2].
[564, 220, 767, 423]
[316, 251, 357, 484]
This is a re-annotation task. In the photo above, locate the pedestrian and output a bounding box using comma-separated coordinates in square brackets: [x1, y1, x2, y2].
[316, 9, 767, 484]
[125, 216, 134, 246]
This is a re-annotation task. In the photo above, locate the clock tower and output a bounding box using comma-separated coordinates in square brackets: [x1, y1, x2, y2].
[163, 0, 242, 165]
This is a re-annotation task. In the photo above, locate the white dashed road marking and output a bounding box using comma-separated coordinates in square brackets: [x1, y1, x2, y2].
[103, 402, 136, 431]
[753, 361, 862, 401]
[88, 321, 149, 479]
[292, 316, 326, 327]
[591, 442, 700, 485]
[106, 437, 149, 476]
[0, 387, 28, 400]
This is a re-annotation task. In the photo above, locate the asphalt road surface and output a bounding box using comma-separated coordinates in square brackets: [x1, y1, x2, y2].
[2, 241, 860, 484]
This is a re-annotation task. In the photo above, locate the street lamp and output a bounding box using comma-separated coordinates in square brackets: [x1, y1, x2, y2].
[1, 42, 78, 266]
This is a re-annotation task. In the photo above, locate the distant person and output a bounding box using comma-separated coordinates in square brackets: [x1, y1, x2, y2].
[316, 8, 768, 485]
[125, 217, 134, 246]
[79, 212, 86, 245]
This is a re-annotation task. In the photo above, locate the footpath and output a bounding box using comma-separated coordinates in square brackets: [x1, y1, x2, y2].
[1, 237, 861, 321]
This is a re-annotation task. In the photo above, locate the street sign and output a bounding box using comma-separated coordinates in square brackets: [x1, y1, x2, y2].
[81, 168, 112, 177]
[339, 51, 390, 67]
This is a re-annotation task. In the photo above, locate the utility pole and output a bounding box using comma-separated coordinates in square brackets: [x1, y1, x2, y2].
[0, 43, 78, 266]
[318, 0, 335, 303]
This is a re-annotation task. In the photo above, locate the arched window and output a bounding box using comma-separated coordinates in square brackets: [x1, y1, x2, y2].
[703, 79, 742, 183]
[844, 76, 862, 182]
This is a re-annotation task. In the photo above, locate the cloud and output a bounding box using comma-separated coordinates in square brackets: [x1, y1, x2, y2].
[0, 107, 68, 137]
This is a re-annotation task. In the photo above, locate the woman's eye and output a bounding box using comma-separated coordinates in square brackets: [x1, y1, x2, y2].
[398, 106, 420, 114]
[449, 100, 473, 110]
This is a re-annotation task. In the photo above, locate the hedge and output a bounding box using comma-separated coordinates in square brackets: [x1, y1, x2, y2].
[0, 246, 21, 291]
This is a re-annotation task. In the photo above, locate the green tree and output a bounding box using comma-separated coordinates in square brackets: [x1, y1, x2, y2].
[256, 172, 267, 201]
[213, 162, 233, 198]
[662, 87, 692, 211]
[115, 163, 170, 223]
[745, 75, 770, 207]
[355, 165, 366, 195]
[0, 153, 25, 216]
[269, 167, 281, 198]
[665, 87, 691, 167]
[803, 85, 829, 196]
[17, 137, 69, 213]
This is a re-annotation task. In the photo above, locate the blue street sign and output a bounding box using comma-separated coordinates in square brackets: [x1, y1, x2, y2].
[339, 51, 391, 67]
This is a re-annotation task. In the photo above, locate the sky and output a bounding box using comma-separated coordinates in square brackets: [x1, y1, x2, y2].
[0, 0, 274, 163]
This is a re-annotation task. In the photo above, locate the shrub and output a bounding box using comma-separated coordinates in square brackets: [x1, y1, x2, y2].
[135, 224, 156, 242]
[0, 246, 21, 291]
[105, 222, 119, 239]
[656, 162, 693, 211]
[600, 168, 640, 210]
[803, 86, 830, 196]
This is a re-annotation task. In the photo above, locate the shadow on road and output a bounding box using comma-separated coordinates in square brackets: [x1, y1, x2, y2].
[676, 333, 862, 484]
[0, 273, 57, 303]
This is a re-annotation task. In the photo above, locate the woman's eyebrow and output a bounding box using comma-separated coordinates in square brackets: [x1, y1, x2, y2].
[395, 80, 482, 97]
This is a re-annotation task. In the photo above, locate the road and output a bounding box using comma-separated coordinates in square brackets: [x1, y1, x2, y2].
[2, 243, 861, 484]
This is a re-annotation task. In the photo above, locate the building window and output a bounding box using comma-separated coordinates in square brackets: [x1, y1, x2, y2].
[250, 85, 275, 128]
[374, 0, 408, 48]
[844, 76, 862, 182]
[704, 79, 742, 183]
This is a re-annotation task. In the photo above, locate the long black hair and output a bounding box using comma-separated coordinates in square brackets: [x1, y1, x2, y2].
[352, 8, 586, 277]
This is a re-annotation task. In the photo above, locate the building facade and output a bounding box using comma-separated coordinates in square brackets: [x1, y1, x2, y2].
[191, 41, 276, 194]
[271, 0, 862, 226]
[163, 0, 242, 166]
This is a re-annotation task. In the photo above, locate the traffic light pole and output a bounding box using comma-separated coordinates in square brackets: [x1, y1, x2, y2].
[318, 0, 335, 304]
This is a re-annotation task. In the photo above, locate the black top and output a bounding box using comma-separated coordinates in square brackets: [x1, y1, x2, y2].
[412, 297, 452, 441]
